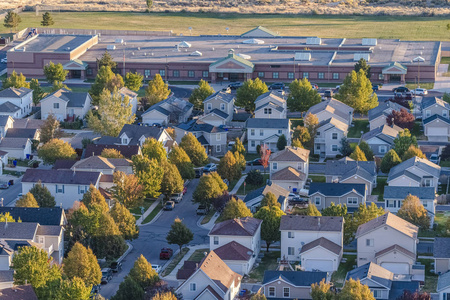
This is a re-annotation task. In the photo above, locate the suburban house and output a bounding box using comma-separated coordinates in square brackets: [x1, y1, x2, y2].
[40, 89, 92, 121]
[243, 183, 290, 212]
[69, 156, 133, 175]
[10, 118, 44, 130]
[361, 124, 402, 157]
[5, 128, 40, 141]
[22, 169, 103, 209]
[422, 97, 450, 120]
[142, 95, 193, 126]
[118, 87, 138, 114]
[314, 117, 349, 158]
[0, 116, 14, 139]
[368, 101, 405, 130]
[306, 98, 353, 125]
[355, 212, 423, 278]
[0, 137, 32, 160]
[438, 271, 450, 300]
[387, 156, 441, 193]
[308, 182, 367, 212]
[85, 144, 141, 159]
[0, 207, 66, 226]
[422, 97, 450, 142]
[279, 215, 344, 272]
[0, 285, 38, 299]
[269, 146, 309, 193]
[175, 119, 227, 156]
[200, 91, 235, 126]
[175, 250, 242, 300]
[346, 262, 420, 300]
[260, 271, 328, 300]
[208, 217, 262, 275]
[254, 92, 286, 119]
[383, 186, 436, 216]
[0, 87, 33, 119]
[434, 238, 450, 275]
[325, 158, 377, 195]
[246, 118, 291, 153]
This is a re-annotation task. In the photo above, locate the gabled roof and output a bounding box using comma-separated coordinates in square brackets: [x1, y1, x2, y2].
[118, 87, 138, 98]
[0, 285, 38, 300]
[246, 118, 290, 129]
[421, 96, 450, 110]
[271, 167, 306, 181]
[0, 137, 30, 149]
[214, 241, 253, 261]
[177, 119, 225, 134]
[204, 91, 235, 104]
[209, 217, 262, 237]
[210, 52, 255, 69]
[243, 182, 289, 205]
[204, 108, 229, 120]
[255, 91, 285, 105]
[437, 270, 450, 291]
[346, 262, 393, 289]
[340, 165, 376, 183]
[300, 237, 341, 255]
[241, 26, 280, 37]
[361, 124, 402, 144]
[143, 95, 193, 117]
[325, 160, 376, 177]
[118, 124, 167, 145]
[434, 238, 450, 259]
[198, 251, 241, 293]
[11, 118, 43, 129]
[0, 222, 38, 240]
[5, 128, 39, 139]
[43, 88, 91, 108]
[317, 117, 348, 132]
[195, 285, 223, 300]
[388, 156, 441, 181]
[36, 225, 63, 236]
[0, 207, 65, 226]
[308, 182, 366, 197]
[383, 186, 436, 200]
[262, 271, 327, 287]
[0, 101, 20, 113]
[356, 212, 418, 239]
[280, 215, 344, 232]
[382, 62, 407, 74]
[85, 144, 141, 159]
[368, 101, 405, 121]
[307, 98, 353, 123]
[423, 114, 450, 126]
[0, 116, 13, 127]
[71, 156, 115, 170]
[0, 87, 32, 98]
[270, 146, 309, 162]
[375, 244, 415, 260]
[54, 159, 77, 170]
[22, 169, 102, 185]
[255, 101, 284, 113]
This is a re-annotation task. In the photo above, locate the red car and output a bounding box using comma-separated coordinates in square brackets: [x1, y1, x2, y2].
[183, 186, 187, 195]
[160, 248, 173, 260]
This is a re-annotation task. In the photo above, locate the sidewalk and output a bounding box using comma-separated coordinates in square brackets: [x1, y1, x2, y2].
[135, 197, 162, 226]
[230, 175, 247, 194]
[162, 244, 209, 281]
[197, 211, 220, 230]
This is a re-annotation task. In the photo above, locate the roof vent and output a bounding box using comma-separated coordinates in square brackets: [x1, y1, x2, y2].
[190, 51, 202, 56]
[295, 52, 311, 61]
[106, 45, 116, 51]
[362, 38, 377, 46]
[243, 38, 264, 45]
[354, 53, 370, 62]
[306, 37, 321, 45]
[178, 41, 191, 48]
[115, 39, 124, 44]
[66, 47, 71, 51]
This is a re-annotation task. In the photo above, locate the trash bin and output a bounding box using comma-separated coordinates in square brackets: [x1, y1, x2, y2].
[26, 154, 30, 159]
[13, 160, 17, 166]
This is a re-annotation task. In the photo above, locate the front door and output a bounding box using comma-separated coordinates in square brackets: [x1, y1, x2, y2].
[72, 70, 81, 79]
[390, 74, 401, 82]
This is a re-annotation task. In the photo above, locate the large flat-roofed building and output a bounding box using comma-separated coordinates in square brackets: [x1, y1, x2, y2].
[7, 27, 441, 84]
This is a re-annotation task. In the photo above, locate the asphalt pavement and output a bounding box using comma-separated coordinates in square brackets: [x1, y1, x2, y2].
[0, 178, 22, 206]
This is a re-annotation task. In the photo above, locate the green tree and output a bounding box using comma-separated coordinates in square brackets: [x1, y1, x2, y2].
[128, 254, 159, 288]
[44, 62, 68, 83]
[168, 146, 195, 180]
[90, 66, 124, 105]
[98, 51, 117, 70]
[2, 70, 30, 89]
[125, 72, 143, 91]
[354, 58, 371, 79]
[110, 171, 144, 209]
[193, 172, 227, 207]
[218, 151, 241, 182]
[311, 279, 334, 300]
[293, 126, 311, 147]
[322, 203, 347, 217]
[306, 203, 322, 216]
[111, 202, 139, 240]
[132, 155, 163, 198]
[234, 151, 246, 172]
[180, 133, 208, 166]
[380, 149, 402, 174]
[166, 218, 194, 252]
[254, 205, 285, 252]
[350, 145, 368, 161]
[393, 129, 418, 159]
[15, 192, 39, 208]
[63, 242, 101, 286]
[30, 78, 45, 106]
[335, 69, 378, 115]
[87, 88, 135, 136]
[359, 140, 374, 161]
[160, 161, 184, 200]
[51, 80, 71, 92]
[250, 294, 267, 300]
[277, 134, 287, 151]
[345, 203, 385, 244]
[30, 181, 56, 207]
[0, 212, 16, 222]
[260, 192, 280, 208]
[235, 78, 268, 112]
[339, 279, 375, 300]
[287, 78, 322, 112]
[292, 139, 303, 148]
[339, 137, 353, 157]
[145, 74, 171, 106]
[397, 194, 430, 230]
[58, 277, 92, 300]
[142, 138, 167, 162]
[111, 277, 144, 300]
[81, 185, 109, 212]
[304, 112, 319, 142]
[41, 12, 55, 26]
[231, 138, 246, 155]
[40, 114, 62, 144]
[402, 145, 426, 161]
[221, 198, 253, 221]
[101, 148, 124, 158]
[38, 138, 77, 165]
[3, 11, 21, 31]
[146, 0, 153, 8]
[189, 79, 215, 110]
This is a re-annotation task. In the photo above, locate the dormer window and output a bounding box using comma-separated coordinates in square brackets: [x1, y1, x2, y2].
[122, 138, 128, 145]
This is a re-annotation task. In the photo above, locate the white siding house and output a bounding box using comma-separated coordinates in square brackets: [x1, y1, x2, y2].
[246, 118, 291, 153]
[0, 87, 33, 118]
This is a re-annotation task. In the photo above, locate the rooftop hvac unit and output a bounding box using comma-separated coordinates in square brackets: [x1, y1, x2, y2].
[362, 38, 377, 46]
[115, 39, 123, 44]
[237, 53, 251, 59]
[295, 52, 311, 61]
[242, 38, 264, 45]
[106, 45, 116, 51]
[354, 53, 370, 62]
[178, 41, 192, 48]
[190, 51, 202, 56]
[306, 37, 321, 45]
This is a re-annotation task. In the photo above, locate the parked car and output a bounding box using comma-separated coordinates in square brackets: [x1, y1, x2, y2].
[392, 86, 409, 93]
[394, 92, 404, 99]
[203, 163, 217, 173]
[0, 182, 9, 189]
[412, 88, 428, 96]
[152, 265, 162, 274]
[164, 201, 175, 211]
[311, 83, 319, 90]
[101, 268, 113, 284]
[323, 90, 333, 98]
[246, 158, 262, 166]
[404, 92, 413, 100]
[228, 82, 243, 90]
[91, 284, 101, 295]
[195, 168, 203, 178]
[110, 261, 122, 273]
[430, 154, 439, 164]
[372, 84, 379, 91]
[0, 58, 6, 63]
[269, 82, 285, 90]
[170, 193, 183, 203]
[196, 205, 209, 215]
[160, 248, 173, 259]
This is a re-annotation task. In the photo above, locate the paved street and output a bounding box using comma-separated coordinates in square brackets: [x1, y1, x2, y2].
[0, 178, 22, 206]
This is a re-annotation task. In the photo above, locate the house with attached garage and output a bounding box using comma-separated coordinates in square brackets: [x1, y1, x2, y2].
[269, 146, 309, 193]
[438, 271, 450, 300]
[434, 238, 450, 275]
[0, 87, 33, 119]
[200, 91, 235, 126]
[141, 95, 193, 126]
[346, 262, 420, 300]
[314, 117, 349, 158]
[118, 87, 138, 114]
[0, 116, 14, 139]
[387, 156, 441, 193]
[208, 217, 262, 275]
[361, 124, 402, 157]
[422, 97, 450, 120]
[422, 97, 450, 142]
[383, 186, 436, 216]
[175, 250, 242, 300]
[279, 215, 344, 272]
[243, 182, 290, 212]
[0, 137, 32, 160]
[306, 98, 353, 126]
[246, 118, 291, 153]
[368, 100, 405, 131]
[356, 212, 424, 279]
[325, 158, 377, 195]
[40, 88, 92, 121]
[253, 91, 286, 119]
[260, 270, 328, 300]
[308, 182, 367, 212]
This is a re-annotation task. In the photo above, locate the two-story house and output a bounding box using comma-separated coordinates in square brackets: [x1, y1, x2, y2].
[200, 91, 235, 126]
[438, 271, 450, 300]
[314, 118, 349, 158]
[361, 124, 402, 157]
[422, 97, 450, 142]
[254, 92, 286, 119]
[387, 156, 441, 193]
[175, 120, 227, 156]
[280, 215, 344, 272]
[356, 212, 421, 277]
[243, 183, 290, 212]
[0, 116, 14, 139]
[175, 251, 241, 300]
[118, 87, 138, 115]
[246, 118, 291, 153]
[383, 186, 436, 217]
[70, 156, 133, 175]
[306, 98, 353, 125]
[434, 238, 450, 275]
[40, 89, 92, 121]
[84, 144, 141, 159]
[368, 101, 405, 130]
[142, 95, 193, 126]
[208, 217, 262, 275]
[0, 87, 33, 119]
[269, 146, 309, 193]
[308, 182, 367, 212]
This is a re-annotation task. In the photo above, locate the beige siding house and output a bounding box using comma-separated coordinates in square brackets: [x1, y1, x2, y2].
[434, 238, 450, 275]
[308, 182, 367, 211]
[314, 117, 348, 158]
[200, 91, 235, 126]
[368, 101, 405, 131]
[40, 89, 92, 121]
[306, 98, 353, 125]
[254, 92, 286, 119]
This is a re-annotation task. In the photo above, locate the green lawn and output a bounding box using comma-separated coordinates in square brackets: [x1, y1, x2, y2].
[411, 122, 424, 138]
[308, 175, 326, 183]
[372, 177, 387, 197]
[247, 251, 280, 283]
[200, 209, 216, 225]
[161, 247, 190, 277]
[348, 120, 369, 138]
[187, 249, 209, 262]
[2, 170, 24, 177]
[130, 198, 155, 215]
[331, 255, 357, 288]
[237, 174, 270, 195]
[417, 258, 438, 293]
[8, 12, 450, 41]
[440, 160, 450, 167]
[142, 202, 163, 224]
[244, 153, 261, 161]
[441, 57, 450, 64]
[405, 82, 435, 90]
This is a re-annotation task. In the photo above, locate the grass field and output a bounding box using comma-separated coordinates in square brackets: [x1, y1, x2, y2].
[247, 251, 280, 282]
[5, 12, 450, 41]
[348, 120, 369, 138]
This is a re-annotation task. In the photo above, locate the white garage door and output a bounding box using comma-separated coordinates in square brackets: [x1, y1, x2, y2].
[143, 118, 165, 126]
[428, 127, 448, 136]
[381, 262, 409, 275]
[304, 259, 333, 272]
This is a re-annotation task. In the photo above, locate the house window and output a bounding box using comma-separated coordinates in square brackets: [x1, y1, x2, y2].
[220, 103, 225, 111]
[366, 239, 374, 247]
[443, 110, 448, 118]
[53, 103, 59, 109]
[272, 72, 279, 79]
[122, 138, 128, 145]
[332, 145, 338, 152]
[87, 68, 93, 76]
[288, 72, 294, 79]
[264, 108, 272, 115]
[288, 247, 295, 256]
[251, 129, 255, 136]
[288, 231, 294, 238]
[347, 197, 358, 205]
[424, 179, 432, 187]
[379, 146, 387, 154]
[316, 131, 320, 136]
[373, 290, 381, 299]
[273, 163, 278, 170]
[278, 130, 282, 134]
[216, 145, 221, 153]
[159, 69, 165, 76]
[216, 134, 220, 141]
[423, 201, 428, 208]
[297, 163, 302, 170]
[207, 103, 212, 110]
[144, 70, 151, 77]
[55, 185, 64, 194]
[39, 236, 44, 244]
[188, 71, 195, 78]
[318, 72, 324, 79]
[189, 283, 196, 291]
[387, 200, 395, 208]
[251, 141, 256, 147]
[333, 73, 339, 80]
[283, 287, 290, 298]
[260, 130, 264, 136]
[268, 287, 276, 297]
[213, 236, 219, 245]
[332, 133, 338, 140]
[173, 70, 180, 77]
[202, 71, 209, 78]
[426, 110, 431, 118]
[258, 72, 265, 78]
[314, 197, 321, 206]
[78, 185, 88, 194]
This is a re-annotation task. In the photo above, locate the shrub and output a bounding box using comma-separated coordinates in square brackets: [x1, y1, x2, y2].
[246, 169, 263, 186]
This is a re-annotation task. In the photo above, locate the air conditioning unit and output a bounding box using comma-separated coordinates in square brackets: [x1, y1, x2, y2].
[306, 37, 321, 45]
[362, 38, 377, 46]
[295, 52, 311, 61]
[115, 39, 124, 44]
[106, 45, 116, 51]
[354, 53, 370, 62]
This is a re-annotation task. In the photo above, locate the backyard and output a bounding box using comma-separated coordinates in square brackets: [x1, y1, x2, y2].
[246, 251, 280, 283]
[235, 174, 270, 195]
[348, 120, 369, 138]
[331, 255, 357, 288]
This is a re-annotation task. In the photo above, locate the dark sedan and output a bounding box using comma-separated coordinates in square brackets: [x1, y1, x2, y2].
[246, 158, 262, 166]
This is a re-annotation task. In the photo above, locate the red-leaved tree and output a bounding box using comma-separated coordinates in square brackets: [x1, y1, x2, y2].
[397, 290, 431, 300]
[386, 108, 415, 130]
[260, 144, 271, 175]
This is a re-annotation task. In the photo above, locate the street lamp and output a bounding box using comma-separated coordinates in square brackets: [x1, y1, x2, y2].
[413, 56, 425, 88]
[188, 27, 192, 36]
[226, 27, 229, 35]
[165, 54, 168, 84]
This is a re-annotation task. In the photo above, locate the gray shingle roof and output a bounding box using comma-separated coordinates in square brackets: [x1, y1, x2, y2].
[246, 118, 289, 129]
[262, 270, 327, 286]
[361, 124, 402, 144]
[0, 87, 32, 98]
[0, 222, 38, 240]
[368, 101, 404, 121]
[307, 98, 353, 123]
[177, 119, 225, 133]
[0, 270, 14, 283]
[255, 91, 285, 104]
[255, 101, 284, 113]
[207, 108, 229, 119]
[317, 117, 348, 132]
[22, 169, 102, 185]
[243, 182, 289, 205]
[280, 215, 344, 232]
[0, 207, 65, 226]
[388, 156, 441, 181]
[5, 128, 39, 139]
[434, 238, 450, 259]
[438, 271, 450, 291]
[383, 186, 436, 200]
[0, 116, 11, 127]
[0, 101, 20, 113]
[36, 225, 62, 236]
[46, 88, 91, 108]
[143, 95, 193, 116]
[204, 91, 235, 104]
[308, 182, 366, 197]
[119, 124, 165, 145]
[356, 212, 418, 239]
[272, 167, 307, 181]
[0, 284, 38, 300]
[423, 114, 450, 125]
[346, 262, 393, 289]
[300, 237, 342, 255]
[85, 144, 141, 159]
[209, 217, 262, 237]
[270, 146, 309, 162]
[0, 137, 29, 149]
[325, 160, 376, 177]
[421, 97, 450, 110]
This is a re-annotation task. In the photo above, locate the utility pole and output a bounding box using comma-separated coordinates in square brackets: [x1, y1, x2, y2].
[165, 55, 168, 83]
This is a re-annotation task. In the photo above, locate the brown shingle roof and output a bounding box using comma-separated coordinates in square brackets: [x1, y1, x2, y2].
[0, 285, 38, 300]
[280, 215, 344, 232]
[176, 260, 199, 280]
[72, 156, 115, 170]
[198, 251, 241, 293]
[85, 144, 141, 159]
[195, 285, 223, 300]
[355, 212, 418, 239]
[209, 217, 262, 237]
[300, 237, 342, 255]
[271, 167, 306, 181]
[22, 169, 102, 185]
[270, 146, 310, 162]
[375, 244, 415, 259]
[214, 241, 253, 261]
